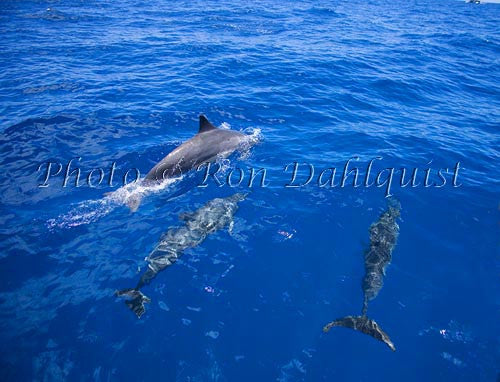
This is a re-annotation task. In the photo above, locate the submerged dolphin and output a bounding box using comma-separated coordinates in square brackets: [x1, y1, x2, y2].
[126, 115, 252, 211]
[116, 193, 246, 318]
[323, 199, 401, 351]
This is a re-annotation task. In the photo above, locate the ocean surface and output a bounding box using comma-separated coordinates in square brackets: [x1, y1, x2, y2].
[0, 0, 499, 381]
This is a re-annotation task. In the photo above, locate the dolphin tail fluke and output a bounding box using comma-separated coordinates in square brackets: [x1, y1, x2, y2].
[323, 315, 396, 351]
[103, 190, 142, 212]
[115, 288, 151, 318]
[126, 194, 142, 213]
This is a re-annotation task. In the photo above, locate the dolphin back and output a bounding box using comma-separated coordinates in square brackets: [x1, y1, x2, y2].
[323, 315, 396, 351]
[144, 115, 246, 184]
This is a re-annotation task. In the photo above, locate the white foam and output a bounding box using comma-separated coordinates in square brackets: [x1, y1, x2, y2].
[239, 127, 262, 159]
[46, 176, 182, 229]
[108, 176, 181, 206]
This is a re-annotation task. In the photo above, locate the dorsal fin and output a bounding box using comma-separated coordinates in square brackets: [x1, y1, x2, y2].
[198, 115, 217, 134]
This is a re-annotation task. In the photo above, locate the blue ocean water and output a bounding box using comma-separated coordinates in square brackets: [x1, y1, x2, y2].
[0, 0, 499, 380]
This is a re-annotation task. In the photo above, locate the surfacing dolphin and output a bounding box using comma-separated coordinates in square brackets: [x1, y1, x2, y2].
[127, 115, 252, 211]
[116, 193, 246, 318]
[323, 199, 401, 351]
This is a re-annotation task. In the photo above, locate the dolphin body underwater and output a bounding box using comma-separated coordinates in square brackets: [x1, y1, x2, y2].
[126, 115, 250, 211]
[323, 199, 401, 351]
[116, 193, 246, 318]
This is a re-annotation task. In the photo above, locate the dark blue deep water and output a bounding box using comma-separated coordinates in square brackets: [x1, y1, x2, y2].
[0, 0, 499, 380]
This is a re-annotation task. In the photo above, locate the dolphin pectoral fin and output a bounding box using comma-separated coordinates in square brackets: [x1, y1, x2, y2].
[198, 115, 217, 134]
[323, 315, 396, 352]
[115, 289, 151, 318]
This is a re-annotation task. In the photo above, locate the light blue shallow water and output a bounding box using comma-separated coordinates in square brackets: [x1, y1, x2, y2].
[0, 0, 499, 380]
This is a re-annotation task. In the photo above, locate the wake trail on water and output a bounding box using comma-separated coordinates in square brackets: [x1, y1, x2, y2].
[46, 177, 182, 230]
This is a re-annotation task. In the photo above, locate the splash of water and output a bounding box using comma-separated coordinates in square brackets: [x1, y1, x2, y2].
[240, 127, 262, 159]
[46, 177, 182, 229]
